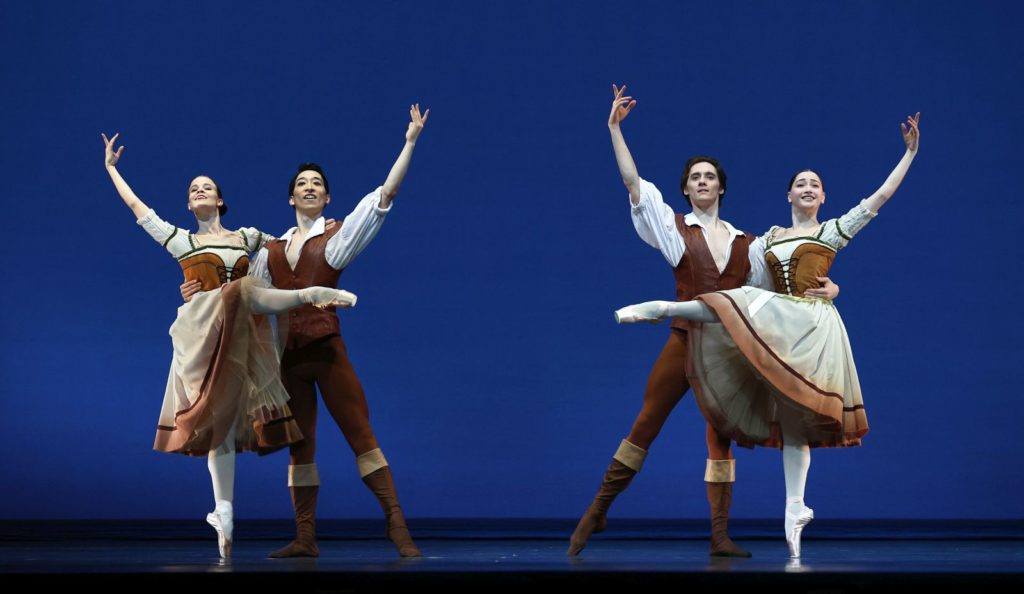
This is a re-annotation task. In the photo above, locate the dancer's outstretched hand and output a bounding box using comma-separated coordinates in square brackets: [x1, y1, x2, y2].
[901, 112, 920, 152]
[406, 103, 429, 143]
[102, 132, 124, 167]
[609, 84, 636, 126]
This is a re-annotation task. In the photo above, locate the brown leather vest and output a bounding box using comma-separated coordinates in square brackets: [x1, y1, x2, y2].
[670, 214, 752, 330]
[267, 221, 345, 348]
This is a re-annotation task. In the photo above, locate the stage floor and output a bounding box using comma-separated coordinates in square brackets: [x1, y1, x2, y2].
[3, 519, 1023, 592]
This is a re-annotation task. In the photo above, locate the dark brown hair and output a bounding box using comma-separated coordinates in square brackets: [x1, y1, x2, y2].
[788, 169, 824, 191]
[289, 162, 330, 196]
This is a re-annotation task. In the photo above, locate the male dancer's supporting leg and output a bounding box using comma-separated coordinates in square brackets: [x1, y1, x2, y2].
[268, 361, 321, 558]
[567, 439, 647, 556]
[357, 448, 420, 557]
[269, 337, 420, 558]
[568, 329, 688, 556]
[705, 425, 751, 557]
[317, 340, 420, 557]
[568, 327, 750, 557]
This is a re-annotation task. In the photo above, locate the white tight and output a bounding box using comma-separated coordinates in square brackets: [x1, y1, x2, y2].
[207, 425, 236, 504]
[248, 286, 310, 315]
[662, 300, 720, 323]
[781, 422, 810, 507]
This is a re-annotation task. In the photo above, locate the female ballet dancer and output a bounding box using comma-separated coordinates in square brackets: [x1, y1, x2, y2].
[103, 132, 356, 559]
[615, 113, 920, 558]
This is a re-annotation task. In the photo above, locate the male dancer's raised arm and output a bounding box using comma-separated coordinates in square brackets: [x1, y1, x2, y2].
[325, 104, 429, 271]
[608, 85, 642, 203]
[609, 85, 686, 268]
[380, 104, 429, 208]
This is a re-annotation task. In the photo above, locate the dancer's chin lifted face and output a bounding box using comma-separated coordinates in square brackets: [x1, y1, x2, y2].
[188, 176, 222, 214]
[290, 171, 330, 215]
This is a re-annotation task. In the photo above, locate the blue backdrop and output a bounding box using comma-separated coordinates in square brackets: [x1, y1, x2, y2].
[2, 0, 1021, 520]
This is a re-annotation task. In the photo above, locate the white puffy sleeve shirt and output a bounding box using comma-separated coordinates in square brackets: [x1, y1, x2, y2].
[628, 178, 770, 288]
[249, 187, 392, 282]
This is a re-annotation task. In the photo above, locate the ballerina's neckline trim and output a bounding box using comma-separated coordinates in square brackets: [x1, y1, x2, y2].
[177, 237, 251, 261]
[766, 225, 836, 251]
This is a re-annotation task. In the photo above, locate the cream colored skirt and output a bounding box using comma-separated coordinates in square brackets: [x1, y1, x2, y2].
[690, 287, 868, 449]
[153, 277, 302, 456]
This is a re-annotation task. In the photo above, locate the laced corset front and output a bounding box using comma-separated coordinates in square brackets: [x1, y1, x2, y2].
[764, 236, 837, 296]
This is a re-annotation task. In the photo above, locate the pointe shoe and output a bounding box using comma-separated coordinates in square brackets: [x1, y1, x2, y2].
[784, 503, 814, 558]
[301, 287, 358, 309]
[206, 500, 234, 560]
[614, 301, 669, 324]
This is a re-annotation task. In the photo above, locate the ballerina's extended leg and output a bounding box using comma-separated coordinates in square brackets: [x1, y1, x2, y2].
[249, 286, 357, 315]
[614, 300, 719, 324]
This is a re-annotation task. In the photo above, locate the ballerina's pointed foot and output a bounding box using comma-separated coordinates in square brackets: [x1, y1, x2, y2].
[302, 287, 358, 309]
[784, 503, 814, 559]
[206, 501, 234, 560]
[614, 301, 670, 324]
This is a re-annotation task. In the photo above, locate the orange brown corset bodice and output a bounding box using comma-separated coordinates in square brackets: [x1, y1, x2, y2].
[764, 239, 837, 297]
[179, 252, 251, 291]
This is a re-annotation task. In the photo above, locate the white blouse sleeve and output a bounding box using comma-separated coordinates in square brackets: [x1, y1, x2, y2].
[136, 209, 193, 258]
[629, 178, 685, 267]
[247, 246, 273, 284]
[237, 227, 273, 252]
[745, 234, 773, 290]
[819, 199, 878, 250]
[325, 187, 392, 270]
